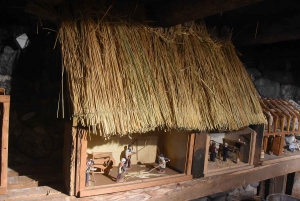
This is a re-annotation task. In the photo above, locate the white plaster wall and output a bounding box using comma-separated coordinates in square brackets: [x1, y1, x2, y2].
[87, 132, 158, 166]
[209, 133, 225, 144]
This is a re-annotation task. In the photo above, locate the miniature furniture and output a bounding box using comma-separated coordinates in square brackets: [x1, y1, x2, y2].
[91, 152, 116, 176]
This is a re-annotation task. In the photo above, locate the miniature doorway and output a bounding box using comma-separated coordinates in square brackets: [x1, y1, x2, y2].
[73, 128, 194, 197]
[203, 127, 256, 177]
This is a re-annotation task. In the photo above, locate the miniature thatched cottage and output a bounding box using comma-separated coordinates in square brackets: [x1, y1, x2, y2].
[17, 0, 266, 197]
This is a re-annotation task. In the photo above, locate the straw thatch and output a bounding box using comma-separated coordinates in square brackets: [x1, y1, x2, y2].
[26, 1, 265, 138]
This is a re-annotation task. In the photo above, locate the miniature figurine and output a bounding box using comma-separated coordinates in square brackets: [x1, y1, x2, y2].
[209, 142, 217, 162]
[116, 158, 126, 182]
[86, 153, 95, 187]
[125, 144, 135, 168]
[158, 154, 170, 173]
[223, 143, 229, 162]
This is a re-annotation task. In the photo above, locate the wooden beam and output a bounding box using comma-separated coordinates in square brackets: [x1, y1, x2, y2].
[203, 134, 210, 175]
[186, 133, 195, 175]
[0, 101, 10, 195]
[250, 124, 264, 167]
[292, 172, 300, 197]
[234, 14, 300, 46]
[80, 174, 192, 197]
[79, 129, 88, 192]
[269, 175, 287, 195]
[150, 158, 300, 201]
[153, 0, 262, 27]
[191, 133, 207, 178]
[0, 96, 10, 103]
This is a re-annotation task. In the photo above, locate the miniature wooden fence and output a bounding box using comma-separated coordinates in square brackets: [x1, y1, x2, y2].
[260, 98, 300, 156]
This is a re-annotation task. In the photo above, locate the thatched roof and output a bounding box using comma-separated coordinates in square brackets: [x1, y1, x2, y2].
[27, 1, 265, 138]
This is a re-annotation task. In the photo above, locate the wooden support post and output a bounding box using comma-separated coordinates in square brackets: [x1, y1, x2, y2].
[250, 124, 264, 167]
[186, 133, 195, 175]
[204, 134, 210, 174]
[249, 132, 257, 165]
[79, 128, 88, 192]
[192, 133, 208, 178]
[292, 171, 300, 198]
[269, 175, 287, 195]
[0, 97, 10, 195]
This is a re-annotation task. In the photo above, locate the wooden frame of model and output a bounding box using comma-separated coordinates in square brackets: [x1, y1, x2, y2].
[72, 129, 195, 197]
[0, 90, 10, 195]
[260, 98, 300, 156]
[203, 127, 256, 177]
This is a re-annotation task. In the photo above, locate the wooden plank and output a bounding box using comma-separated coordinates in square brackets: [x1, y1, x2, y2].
[269, 175, 287, 194]
[80, 174, 192, 197]
[249, 132, 257, 165]
[0, 187, 6, 195]
[150, 158, 300, 201]
[186, 133, 195, 175]
[192, 133, 207, 178]
[203, 134, 210, 174]
[0, 96, 9, 103]
[250, 124, 264, 167]
[1, 102, 10, 194]
[264, 131, 300, 136]
[74, 127, 81, 196]
[79, 128, 88, 192]
[292, 172, 300, 197]
[0, 89, 5, 95]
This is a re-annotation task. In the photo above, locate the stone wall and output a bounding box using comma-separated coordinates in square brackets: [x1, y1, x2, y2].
[1, 24, 65, 167]
[245, 61, 300, 103]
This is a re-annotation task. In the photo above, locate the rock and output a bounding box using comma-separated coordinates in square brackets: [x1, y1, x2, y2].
[0, 74, 11, 94]
[245, 68, 261, 81]
[250, 182, 259, 188]
[253, 78, 280, 98]
[263, 69, 294, 85]
[208, 190, 230, 198]
[0, 46, 18, 75]
[245, 185, 255, 192]
[212, 195, 227, 201]
[228, 188, 239, 196]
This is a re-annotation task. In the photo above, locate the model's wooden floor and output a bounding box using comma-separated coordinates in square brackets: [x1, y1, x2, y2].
[207, 151, 247, 171]
[87, 164, 180, 187]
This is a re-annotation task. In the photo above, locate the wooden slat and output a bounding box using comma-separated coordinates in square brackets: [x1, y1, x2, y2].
[1, 102, 10, 195]
[79, 129, 87, 192]
[261, 99, 279, 133]
[203, 134, 210, 174]
[74, 127, 82, 196]
[264, 131, 300, 136]
[249, 132, 257, 165]
[192, 133, 208, 178]
[186, 133, 195, 175]
[0, 187, 6, 195]
[0, 96, 9, 103]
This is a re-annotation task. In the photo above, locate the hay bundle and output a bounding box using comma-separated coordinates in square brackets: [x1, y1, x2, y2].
[26, 1, 265, 138]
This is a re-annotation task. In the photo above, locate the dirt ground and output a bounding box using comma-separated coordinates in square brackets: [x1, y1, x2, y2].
[86, 163, 180, 188]
[208, 151, 247, 171]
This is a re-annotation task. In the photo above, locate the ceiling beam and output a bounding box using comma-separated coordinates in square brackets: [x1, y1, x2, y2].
[152, 0, 263, 27]
[233, 14, 300, 46]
